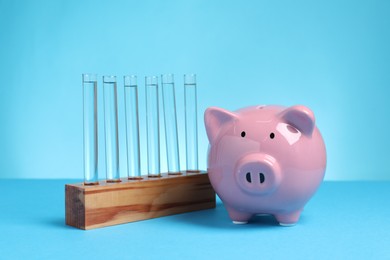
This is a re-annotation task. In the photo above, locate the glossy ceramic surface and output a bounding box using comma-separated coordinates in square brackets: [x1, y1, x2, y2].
[204, 105, 327, 225]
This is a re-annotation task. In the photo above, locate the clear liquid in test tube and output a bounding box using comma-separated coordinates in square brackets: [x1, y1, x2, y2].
[103, 75, 121, 183]
[184, 74, 199, 173]
[124, 75, 142, 180]
[161, 74, 181, 175]
[83, 74, 99, 185]
[145, 76, 161, 177]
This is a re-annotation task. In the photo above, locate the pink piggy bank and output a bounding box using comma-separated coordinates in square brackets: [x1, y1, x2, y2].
[204, 105, 326, 226]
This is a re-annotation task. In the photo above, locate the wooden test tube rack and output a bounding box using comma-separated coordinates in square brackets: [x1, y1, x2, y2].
[65, 171, 216, 230]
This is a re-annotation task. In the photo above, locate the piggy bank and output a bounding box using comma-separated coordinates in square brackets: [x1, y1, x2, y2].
[204, 105, 326, 226]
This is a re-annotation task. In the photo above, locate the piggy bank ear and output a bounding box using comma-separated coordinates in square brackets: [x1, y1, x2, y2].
[204, 107, 238, 142]
[280, 105, 315, 136]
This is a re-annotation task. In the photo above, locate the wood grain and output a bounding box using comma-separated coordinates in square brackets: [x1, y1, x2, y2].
[65, 172, 216, 230]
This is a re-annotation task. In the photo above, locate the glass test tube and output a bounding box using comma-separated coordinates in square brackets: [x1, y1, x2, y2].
[161, 74, 180, 175]
[83, 74, 99, 185]
[124, 76, 142, 180]
[145, 76, 161, 177]
[184, 74, 199, 172]
[103, 76, 121, 182]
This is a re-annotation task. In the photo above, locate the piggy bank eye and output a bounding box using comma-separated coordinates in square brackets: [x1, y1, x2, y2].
[270, 132, 275, 139]
[241, 131, 246, 137]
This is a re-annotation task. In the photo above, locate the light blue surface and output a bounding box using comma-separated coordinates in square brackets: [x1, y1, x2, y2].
[1, 0, 390, 180]
[0, 180, 389, 259]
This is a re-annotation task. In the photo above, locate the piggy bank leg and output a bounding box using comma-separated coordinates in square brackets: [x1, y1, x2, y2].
[225, 206, 252, 224]
[275, 210, 302, 226]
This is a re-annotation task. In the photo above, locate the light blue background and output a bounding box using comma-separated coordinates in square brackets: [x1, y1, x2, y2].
[1, 0, 389, 180]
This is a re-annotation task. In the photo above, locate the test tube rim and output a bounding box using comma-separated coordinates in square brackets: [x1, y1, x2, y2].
[82, 73, 97, 82]
[124, 75, 138, 86]
[103, 75, 117, 83]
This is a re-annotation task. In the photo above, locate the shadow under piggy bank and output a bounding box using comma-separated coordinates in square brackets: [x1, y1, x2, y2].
[167, 198, 303, 230]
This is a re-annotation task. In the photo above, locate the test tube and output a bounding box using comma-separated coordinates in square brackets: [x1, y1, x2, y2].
[145, 76, 160, 177]
[83, 74, 99, 185]
[103, 75, 121, 183]
[161, 74, 180, 175]
[124, 75, 142, 180]
[184, 74, 199, 172]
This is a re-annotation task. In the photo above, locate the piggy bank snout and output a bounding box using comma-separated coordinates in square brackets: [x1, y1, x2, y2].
[235, 153, 281, 195]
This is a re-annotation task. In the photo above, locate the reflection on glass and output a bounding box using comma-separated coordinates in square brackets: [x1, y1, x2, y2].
[184, 74, 199, 172]
[103, 75, 121, 182]
[83, 73, 99, 185]
[161, 74, 180, 175]
[145, 76, 161, 177]
[124, 75, 142, 180]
